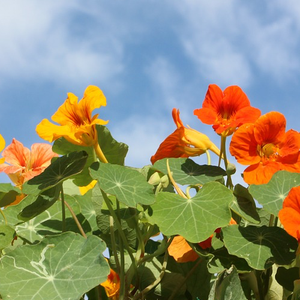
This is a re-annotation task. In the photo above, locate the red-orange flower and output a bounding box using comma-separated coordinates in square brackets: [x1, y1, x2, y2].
[278, 186, 300, 241]
[0, 139, 58, 187]
[229, 112, 300, 185]
[100, 268, 120, 300]
[194, 84, 261, 136]
[151, 108, 220, 164]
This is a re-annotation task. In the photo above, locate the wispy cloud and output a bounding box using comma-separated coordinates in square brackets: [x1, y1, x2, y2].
[0, 2, 124, 87]
[171, 0, 300, 86]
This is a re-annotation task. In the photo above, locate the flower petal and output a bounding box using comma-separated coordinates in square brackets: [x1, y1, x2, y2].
[229, 123, 261, 165]
[1, 139, 30, 168]
[253, 112, 286, 145]
[168, 236, 198, 263]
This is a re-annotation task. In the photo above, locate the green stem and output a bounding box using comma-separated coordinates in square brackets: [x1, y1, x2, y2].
[109, 215, 120, 273]
[60, 185, 66, 232]
[168, 258, 202, 300]
[133, 241, 169, 300]
[0, 209, 7, 225]
[100, 189, 137, 275]
[64, 200, 87, 238]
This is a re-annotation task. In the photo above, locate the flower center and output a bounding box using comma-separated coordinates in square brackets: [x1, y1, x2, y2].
[257, 143, 278, 159]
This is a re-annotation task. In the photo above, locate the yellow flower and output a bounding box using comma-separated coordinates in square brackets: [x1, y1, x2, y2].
[0, 134, 5, 164]
[36, 86, 108, 147]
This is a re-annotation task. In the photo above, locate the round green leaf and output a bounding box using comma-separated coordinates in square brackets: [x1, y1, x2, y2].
[90, 162, 155, 207]
[0, 232, 109, 300]
[249, 170, 300, 216]
[223, 225, 297, 270]
[149, 182, 234, 242]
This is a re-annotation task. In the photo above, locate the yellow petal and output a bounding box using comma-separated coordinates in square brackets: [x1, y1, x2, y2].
[0, 134, 5, 153]
[36, 119, 77, 143]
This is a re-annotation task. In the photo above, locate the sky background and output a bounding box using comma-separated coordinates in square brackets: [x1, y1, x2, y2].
[0, 1, 300, 185]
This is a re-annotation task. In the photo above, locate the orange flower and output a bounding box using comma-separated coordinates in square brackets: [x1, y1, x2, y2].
[151, 108, 220, 164]
[100, 268, 120, 300]
[278, 186, 300, 241]
[229, 112, 300, 185]
[36, 86, 108, 147]
[168, 219, 237, 262]
[0, 138, 58, 187]
[194, 84, 261, 136]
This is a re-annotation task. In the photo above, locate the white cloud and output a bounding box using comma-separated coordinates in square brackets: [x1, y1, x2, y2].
[171, 0, 300, 86]
[0, 1, 124, 87]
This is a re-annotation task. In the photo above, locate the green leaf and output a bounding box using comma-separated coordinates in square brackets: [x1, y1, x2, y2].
[149, 182, 234, 243]
[0, 232, 110, 300]
[90, 162, 155, 207]
[275, 267, 299, 292]
[208, 265, 247, 300]
[52, 138, 96, 186]
[96, 125, 128, 165]
[249, 171, 300, 216]
[137, 257, 187, 300]
[0, 184, 21, 207]
[18, 185, 61, 221]
[22, 151, 88, 194]
[0, 224, 15, 250]
[207, 247, 252, 274]
[222, 225, 297, 270]
[231, 184, 260, 224]
[153, 158, 226, 185]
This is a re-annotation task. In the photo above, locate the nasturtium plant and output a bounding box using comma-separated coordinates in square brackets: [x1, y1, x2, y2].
[0, 84, 299, 300]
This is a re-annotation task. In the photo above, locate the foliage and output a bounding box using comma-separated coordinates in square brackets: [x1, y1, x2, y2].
[0, 84, 299, 300]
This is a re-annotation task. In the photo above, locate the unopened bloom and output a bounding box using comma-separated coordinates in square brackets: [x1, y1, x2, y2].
[230, 112, 300, 185]
[36, 86, 108, 147]
[151, 108, 220, 164]
[194, 84, 261, 136]
[100, 268, 120, 300]
[0, 139, 58, 187]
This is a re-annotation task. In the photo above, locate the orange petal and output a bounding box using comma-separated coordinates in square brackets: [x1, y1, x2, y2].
[168, 236, 198, 263]
[30, 143, 58, 170]
[1, 139, 30, 168]
[279, 207, 300, 239]
[242, 162, 282, 185]
[253, 112, 286, 146]
[229, 123, 261, 165]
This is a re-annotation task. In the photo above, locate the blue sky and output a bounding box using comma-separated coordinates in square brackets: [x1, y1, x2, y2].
[0, 1, 300, 184]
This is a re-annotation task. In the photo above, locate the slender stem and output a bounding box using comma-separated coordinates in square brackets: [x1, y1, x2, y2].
[94, 143, 108, 163]
[60, 185, 66, 232]
[101, 189, 137, 268]
[64, 200, 87, 238]
[167, 159, 187, 199]
[168, 258, 202, 300]
[133, 242, 169, 300]
[109, 215, 121, 273]
[0, 209, 7, 225]
[205, 150, 211, 165]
